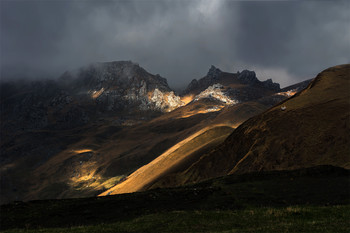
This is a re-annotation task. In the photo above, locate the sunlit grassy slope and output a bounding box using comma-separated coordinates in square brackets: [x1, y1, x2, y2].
[99, 125, 234, 195]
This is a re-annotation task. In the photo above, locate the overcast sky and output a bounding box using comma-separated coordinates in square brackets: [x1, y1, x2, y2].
[1, 0, 349, 88]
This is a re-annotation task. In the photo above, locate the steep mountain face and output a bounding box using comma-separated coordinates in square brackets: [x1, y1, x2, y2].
[60, 61, 183, 113]
[148, 64, 350, 188]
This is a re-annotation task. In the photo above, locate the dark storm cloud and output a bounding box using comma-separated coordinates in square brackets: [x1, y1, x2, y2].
[234, 1, 350, 85]
[1, 0, 349, 88]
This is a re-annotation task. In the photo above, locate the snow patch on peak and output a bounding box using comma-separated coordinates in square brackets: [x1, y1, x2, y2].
[90, 88, 105, 99]
[150, 88, 184, 112]
[194, 83, 238, 105]
[276, 89, 297, 97]
[167, 91, 183, 110]
[151, 88, 164, 109]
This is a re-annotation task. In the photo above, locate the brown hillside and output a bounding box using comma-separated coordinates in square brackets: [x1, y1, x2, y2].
[99, 126, 233, 196]
[154, 64, 350, 186]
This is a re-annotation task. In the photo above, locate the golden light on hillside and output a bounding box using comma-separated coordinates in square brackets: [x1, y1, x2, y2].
[276, 90, 297, 97]
[66, 148, 125, 192]
[91, 88, 104, 99]
[178, 106, 224, 119]
[181, 95, 194, 105]
[68, 161, 102, 189]
[72, 149, 93, 154]
[98, 124, 235, 196]
[68, 165, 125, 191]
[147, 91, 153, 99]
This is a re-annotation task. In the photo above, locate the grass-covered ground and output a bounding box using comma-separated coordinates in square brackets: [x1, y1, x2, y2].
[1, 166, 349, 232]
[2, 206, 350, 233]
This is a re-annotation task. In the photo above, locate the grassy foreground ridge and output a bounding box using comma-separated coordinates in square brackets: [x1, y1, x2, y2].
[2, 205, 350, 233]
[1, 165, 349, 232]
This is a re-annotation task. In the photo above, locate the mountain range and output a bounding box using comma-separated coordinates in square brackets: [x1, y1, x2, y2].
[1, 61, 347, 205]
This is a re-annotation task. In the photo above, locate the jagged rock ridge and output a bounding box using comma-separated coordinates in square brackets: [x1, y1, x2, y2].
[183, 65, 280, 96]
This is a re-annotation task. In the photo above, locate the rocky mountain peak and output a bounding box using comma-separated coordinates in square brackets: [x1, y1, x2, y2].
[60, 61, 171, 93]
[184, 66, 281, 96]
[0, 61, 185, 134]
[60, 61, 185, 113]
[237, 70, 280, 91]
[262, 78, 280, 91]
[237, 70, 258, 84]
[207, 65, 222, 79]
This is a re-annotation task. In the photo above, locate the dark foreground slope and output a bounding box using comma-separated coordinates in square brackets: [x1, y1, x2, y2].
[0, 165, 349, 231]
[155, 64, 350, 187]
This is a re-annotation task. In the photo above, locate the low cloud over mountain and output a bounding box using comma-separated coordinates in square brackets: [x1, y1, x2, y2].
[1, 1, 349, 88]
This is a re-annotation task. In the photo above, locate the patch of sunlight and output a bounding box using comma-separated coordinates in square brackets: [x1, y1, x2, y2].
[98, 176, 126, 190]
[69, 165, 126, 191]
[181, 95, 194, 105]
[70, 169, 97, 183]
[69, 170, 104, 191]
[91, 88, 104, 99]
[72, 149, 93, 154]
[178, 106, 224, 119]
[276, 90, 297, 97]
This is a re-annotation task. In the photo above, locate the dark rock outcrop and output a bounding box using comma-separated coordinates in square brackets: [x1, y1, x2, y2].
[237, 70, 258, 84]
[238, 70, 280, 91]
